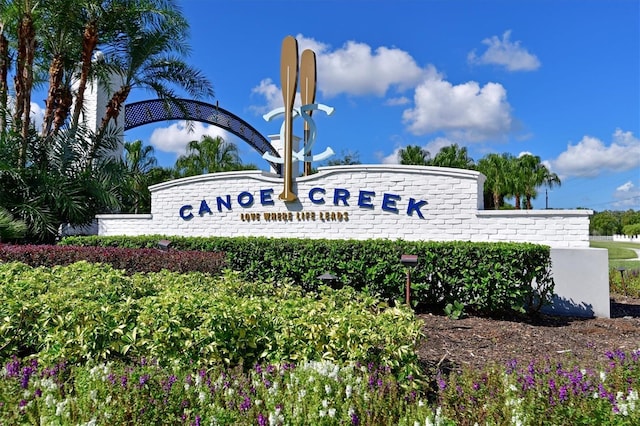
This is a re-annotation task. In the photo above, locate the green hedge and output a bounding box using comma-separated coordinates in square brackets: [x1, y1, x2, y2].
[61, 235, 555, 316]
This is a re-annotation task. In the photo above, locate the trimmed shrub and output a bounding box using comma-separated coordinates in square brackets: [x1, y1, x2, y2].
[0, 243, 226, 275]
[61, 235, 555, 316]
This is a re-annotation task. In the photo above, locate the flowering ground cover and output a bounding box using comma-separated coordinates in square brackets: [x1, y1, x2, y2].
[1, 350, 639, 425]
[1, 261, 639, 424]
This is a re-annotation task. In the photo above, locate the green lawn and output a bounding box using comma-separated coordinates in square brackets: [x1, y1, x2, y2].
[590, 240, 640, 260]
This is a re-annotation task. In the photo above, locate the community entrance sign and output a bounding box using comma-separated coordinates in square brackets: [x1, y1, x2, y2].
[93, 36, 608, 319]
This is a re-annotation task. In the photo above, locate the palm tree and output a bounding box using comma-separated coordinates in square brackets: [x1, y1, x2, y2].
[431, 144, 475, 169]
[0, 16, 9, 134]
[175, 135, 247, 177]
[4, 0, 38, 168]
[0, 206, 26, 241]
[516, 154, 561, 209]
[477, 152, 513, 209]
[399, 145, 430, 165]
[122, 139, 157, 214]
[39, 0, 84, 137]
[90, 4, 214, 163]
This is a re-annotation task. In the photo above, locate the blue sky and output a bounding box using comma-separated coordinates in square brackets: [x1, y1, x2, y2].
[120, 0, 639, 211]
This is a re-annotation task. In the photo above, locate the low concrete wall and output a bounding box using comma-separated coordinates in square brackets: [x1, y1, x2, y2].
[543, 248, 610, 318]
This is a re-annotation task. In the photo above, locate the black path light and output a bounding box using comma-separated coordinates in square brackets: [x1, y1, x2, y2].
[616, 266, 627, 292]
[400, 254, 419, 307]
[157, 239, 172, 251]
[318, 272, 339, 288]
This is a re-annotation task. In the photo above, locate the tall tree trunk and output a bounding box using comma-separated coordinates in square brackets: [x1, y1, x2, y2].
[493, 191, 501, 210]
[525, 194, 533, 210]
[53, 86, 73, 133]
[42, 54, 65, 136]
[514, 194, 521, 210]
[14, 13, 36, 169]
[70, 21, 98, 130]
[0, 32, 8, 134]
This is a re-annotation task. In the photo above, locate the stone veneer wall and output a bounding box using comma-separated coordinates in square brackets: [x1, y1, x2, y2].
[97, 165, 592, 248]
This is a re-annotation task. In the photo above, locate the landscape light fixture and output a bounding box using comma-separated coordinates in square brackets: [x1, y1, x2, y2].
[318, 272, 339, 288]
[616, 266, 627, 292]
[400, 254, 419, 307]
[157, 239, 171, 251]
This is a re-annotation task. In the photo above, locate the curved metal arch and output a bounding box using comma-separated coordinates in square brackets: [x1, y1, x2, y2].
[124, 98, 281, 173]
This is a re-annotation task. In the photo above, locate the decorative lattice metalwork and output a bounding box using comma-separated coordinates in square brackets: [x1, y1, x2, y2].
[124, 98, 281, 172]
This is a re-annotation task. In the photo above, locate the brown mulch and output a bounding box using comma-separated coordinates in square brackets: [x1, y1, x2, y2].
[416, 294, 640, 374]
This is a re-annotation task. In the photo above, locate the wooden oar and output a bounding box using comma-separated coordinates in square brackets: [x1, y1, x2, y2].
[300, 49, 317, 176]
[279, 36, 299, 201]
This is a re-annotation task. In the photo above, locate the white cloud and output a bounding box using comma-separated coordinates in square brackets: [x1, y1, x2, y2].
[251, 35, 516, 144]
[30, 102, 45, 131]
[402, 78, 512, 140]
[468, 30, 541, 72]
[617, 181, 635, 192]
[613, 180, 640, 209]
[250, 78, 283, 114]
[549, 129, 640, 178]
[148, 121, 234, 155]
[253, 34, 431, 105]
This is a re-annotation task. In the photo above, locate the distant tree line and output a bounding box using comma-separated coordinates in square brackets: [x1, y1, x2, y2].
[590, 210, 640, 236]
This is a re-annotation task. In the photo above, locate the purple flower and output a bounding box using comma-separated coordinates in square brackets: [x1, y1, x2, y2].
[192, 415, 201, 426]
[6, 357, 20, 378]
[351, 412, 360, 425]
[437, 376, 447, 391]
[240, 396, 251, 412]
[559, 385, 568, 402]
[257, 413, 267, 426]
[120, 375, 128, 389]
[21, 366, 35, 389]
[139, 374, 150, 387]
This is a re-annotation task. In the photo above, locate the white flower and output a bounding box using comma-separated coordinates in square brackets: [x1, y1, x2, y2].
[198, 391, 206, 403]
[345, 384, 352, 398]
[328, 408, 336, 418]
[322, 399, 329, 408]
[45, 394, 55, 408]
[319, 409, 326, 417]
[55, 400, 67, 417]
[195, 375, 202, 387]
[89, 390, 98, 402]
[184, 383, 190, 391]
[325, 384, 332, 395]
[600, 371, 607, 382]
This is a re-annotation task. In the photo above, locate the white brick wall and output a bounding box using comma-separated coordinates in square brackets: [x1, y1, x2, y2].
[96, 165, 593, 248]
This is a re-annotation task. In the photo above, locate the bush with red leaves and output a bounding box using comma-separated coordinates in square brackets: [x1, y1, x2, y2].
[0, 244, 226, 275]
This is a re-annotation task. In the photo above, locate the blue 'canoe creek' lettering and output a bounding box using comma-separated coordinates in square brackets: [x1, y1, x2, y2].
[178, 187, 427, 220]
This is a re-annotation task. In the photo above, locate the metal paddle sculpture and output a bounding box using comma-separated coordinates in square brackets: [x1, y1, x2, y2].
[279, 36, 299, 202]
[300, 49, 317, 177]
